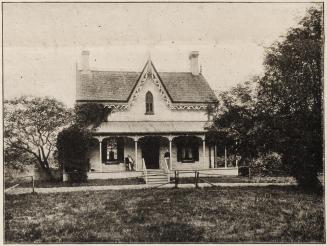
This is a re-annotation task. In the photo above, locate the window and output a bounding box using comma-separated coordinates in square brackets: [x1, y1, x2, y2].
[145, 91, 154, 114]
[102, 138, 124, 164]
[177, 142, 199, 163]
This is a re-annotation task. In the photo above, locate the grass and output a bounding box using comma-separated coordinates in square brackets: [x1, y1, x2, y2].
[5, 177, 145, 188]
[5, 186, 324, 243]
[6, 175, 298, 189]
[178, 175, 296, 184]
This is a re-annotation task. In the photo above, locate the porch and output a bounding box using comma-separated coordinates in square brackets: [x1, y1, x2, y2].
[84, 136, 238, 180]
[76, 121, 239, 181]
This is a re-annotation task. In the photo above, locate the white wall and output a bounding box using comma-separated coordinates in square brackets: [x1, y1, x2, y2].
[107, 77, 208, 122]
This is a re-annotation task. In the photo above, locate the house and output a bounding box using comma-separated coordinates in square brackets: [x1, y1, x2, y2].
[72, 50, 238, 183]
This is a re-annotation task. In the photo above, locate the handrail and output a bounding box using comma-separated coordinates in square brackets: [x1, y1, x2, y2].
[163, 158, 169, 173]
[164, 158, 170, 182]
[142, 158, 148, 184]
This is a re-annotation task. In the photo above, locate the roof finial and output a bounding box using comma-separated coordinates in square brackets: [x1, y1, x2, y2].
[146, 51, 153, 75]
[147, 51, 151, 62]
[200, 64, 203, 74]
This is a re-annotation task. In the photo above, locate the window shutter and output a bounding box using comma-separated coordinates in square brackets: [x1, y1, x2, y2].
[101, 140, 107, 163]
[177, 144, 182, 162]
[193, 143, 199, 161]
[117, 138, 124, 162]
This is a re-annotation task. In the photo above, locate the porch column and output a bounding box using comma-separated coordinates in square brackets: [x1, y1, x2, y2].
[224, 146, 227, 168]
[202, 136, 206, 168]
[98, 137, 104, 172]
[168, 136, 173, 170]
[214, 144, 217, 168]
[133, 136, 139, 171]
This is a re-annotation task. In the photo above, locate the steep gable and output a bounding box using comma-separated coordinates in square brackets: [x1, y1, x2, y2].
[76, 59, 217, 103]
[159, 72, 217, 103]
[77, 71, 140, 101]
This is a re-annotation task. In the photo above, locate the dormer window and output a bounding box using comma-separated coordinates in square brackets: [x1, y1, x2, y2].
[145, 91, 154, 115]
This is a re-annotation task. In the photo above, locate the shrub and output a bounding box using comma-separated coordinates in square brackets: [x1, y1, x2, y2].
[57, 126, 93, 182]
[249, 152, 286, 177]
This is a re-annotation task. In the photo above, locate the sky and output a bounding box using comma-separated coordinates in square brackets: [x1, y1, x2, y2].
[3, 2, 317, 107]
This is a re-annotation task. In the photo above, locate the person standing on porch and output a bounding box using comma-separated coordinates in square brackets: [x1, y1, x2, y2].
[128, 155, 135, 171]
[164, 148, 170, 168]
[125, 155, 135, 171]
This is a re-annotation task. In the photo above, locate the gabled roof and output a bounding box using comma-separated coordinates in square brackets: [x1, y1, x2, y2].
[158, 72, 216, 103]
[78, 71, 140, 102]
[76, 61, 217, 103]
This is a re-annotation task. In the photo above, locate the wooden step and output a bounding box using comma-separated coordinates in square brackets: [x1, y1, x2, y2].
[143, 168, 170, 185]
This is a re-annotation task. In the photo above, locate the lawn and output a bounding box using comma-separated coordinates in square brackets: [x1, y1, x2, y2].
[178, 175, 296, 184]
[5, 186, 324, 243]
[6, 175, 297, 189]
[6, 177, 145, 188]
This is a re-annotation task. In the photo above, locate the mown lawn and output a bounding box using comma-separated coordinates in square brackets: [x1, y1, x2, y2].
[6, 177, 144, 188]
[6, 175, 297, 189]
[5, 186, 324, 243]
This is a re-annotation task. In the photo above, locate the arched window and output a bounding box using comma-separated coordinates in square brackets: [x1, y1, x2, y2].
[145, 91, 154, 114]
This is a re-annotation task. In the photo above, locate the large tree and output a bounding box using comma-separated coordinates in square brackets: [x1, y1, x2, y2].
[4, 96, 73, 180]
[206, 79, 259, 164]
[257, 6, 323, 189]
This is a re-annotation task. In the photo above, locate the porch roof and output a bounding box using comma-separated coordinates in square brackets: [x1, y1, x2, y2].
[94, 121, 210, 134]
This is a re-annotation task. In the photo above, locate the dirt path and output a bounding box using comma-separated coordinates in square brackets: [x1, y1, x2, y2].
[5, 182, 297, 195]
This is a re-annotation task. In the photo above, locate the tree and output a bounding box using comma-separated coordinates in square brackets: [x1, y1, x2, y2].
[257, 6, 323, 190]
[56, 102, 110, 182]
[206, 80, 259, 165]
[4, 144, 35, 176]
[4, 96, 73, 180]
[56, 126, 95, 182]
[74, 103, 111, 129]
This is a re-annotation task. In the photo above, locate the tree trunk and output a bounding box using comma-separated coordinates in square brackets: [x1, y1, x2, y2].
[37, 159, 55, 181]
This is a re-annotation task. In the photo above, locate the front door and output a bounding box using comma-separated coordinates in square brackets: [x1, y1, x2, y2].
[141, 138, 160, 169]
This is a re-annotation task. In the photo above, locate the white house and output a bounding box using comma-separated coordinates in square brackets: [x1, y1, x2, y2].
[74, 51, 238, 183]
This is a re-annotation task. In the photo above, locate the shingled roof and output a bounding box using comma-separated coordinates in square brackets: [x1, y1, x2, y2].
[77, 66, 217, 103]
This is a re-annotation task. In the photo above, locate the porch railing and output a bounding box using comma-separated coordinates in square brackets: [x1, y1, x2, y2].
[163, 158, 170, 183]
[142, 158, 148, 184]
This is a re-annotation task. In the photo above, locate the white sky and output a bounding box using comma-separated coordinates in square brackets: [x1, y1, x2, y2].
[3, 2, 317, 107]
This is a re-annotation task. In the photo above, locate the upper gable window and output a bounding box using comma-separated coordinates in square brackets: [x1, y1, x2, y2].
[145, 91, 154, 115]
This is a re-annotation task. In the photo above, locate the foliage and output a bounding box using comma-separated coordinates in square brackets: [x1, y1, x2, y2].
[56, 126, 95, 182]
[249, 152, 288, 177]
[256, 6, 323, 190]
[4, 96, 73, 180]
[56, 102, 111, 182]
[75, 103, 111, 128]
[208, 7, 323, 191]
[206, 79, 260, 165]
[4, 145, 35, 172]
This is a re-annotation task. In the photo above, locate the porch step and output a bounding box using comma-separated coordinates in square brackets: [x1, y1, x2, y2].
[144, 169, 170, 186]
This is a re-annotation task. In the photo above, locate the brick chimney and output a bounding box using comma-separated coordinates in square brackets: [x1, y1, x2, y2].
[189, 51, 199, 76]
[81, 50, 90, 74]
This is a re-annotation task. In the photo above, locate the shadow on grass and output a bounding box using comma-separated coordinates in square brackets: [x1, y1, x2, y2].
[143, 222, 205, 242]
